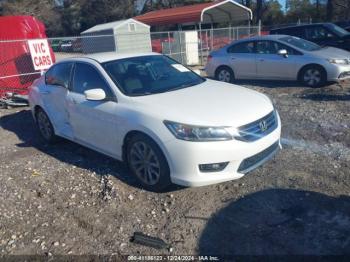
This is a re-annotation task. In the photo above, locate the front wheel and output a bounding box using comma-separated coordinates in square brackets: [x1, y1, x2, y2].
[300, 66, 326, 88]
[215, 67, 234, 83]
[126, 134, 171, 192]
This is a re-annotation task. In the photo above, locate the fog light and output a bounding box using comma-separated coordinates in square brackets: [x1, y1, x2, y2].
[199, 162, 229, 172]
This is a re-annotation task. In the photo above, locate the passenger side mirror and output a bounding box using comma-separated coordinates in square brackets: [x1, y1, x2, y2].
[84, 88, 106, 101]
[277, 49, 288, 58]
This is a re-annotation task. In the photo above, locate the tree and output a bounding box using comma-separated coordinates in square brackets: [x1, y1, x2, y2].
[1, 0, 63, 36]
[285, 0, 318, 23]
[256, 0, 263, 23]
[333, 0, 350, 20]
[326, 0, 333, 20]
[262, 0, 284, 25]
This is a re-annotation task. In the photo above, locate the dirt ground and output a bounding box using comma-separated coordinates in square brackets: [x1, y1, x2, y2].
[0, 80, 350, 259]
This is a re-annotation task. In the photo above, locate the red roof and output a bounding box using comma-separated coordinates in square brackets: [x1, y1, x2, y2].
[135, 1, 224, 26]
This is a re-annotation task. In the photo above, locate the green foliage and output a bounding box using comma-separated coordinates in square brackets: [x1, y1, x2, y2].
[0, 0, 349, 36]
[262, 0, 284, 25]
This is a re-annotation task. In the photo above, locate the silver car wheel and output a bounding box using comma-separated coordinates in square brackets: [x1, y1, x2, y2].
[218, 69, 231, 82]
[129, 141, 161, 186]
[37, 110, 53, 140]
[303, 68, 321, 86]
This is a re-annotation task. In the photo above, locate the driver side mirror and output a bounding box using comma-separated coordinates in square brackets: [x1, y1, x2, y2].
[84, 88, 106, 101]
[277, 49, 288, 58]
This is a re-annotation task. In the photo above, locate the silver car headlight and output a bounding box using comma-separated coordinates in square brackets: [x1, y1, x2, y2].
[164, 121, 234, 141]
[327, 59, 349, 65]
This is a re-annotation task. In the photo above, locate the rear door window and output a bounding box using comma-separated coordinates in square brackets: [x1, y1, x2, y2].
[45, 62, 73, 88]
[274, 27, 305, 38]
[305, 26, 335, 41]
[228, 41, 255, 53]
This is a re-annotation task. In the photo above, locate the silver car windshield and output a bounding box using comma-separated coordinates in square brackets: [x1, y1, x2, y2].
[279, 36, 321, 51]
[102, 55, 205, 96]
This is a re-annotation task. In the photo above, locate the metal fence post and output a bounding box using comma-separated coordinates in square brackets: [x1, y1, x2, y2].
[179, 31, 184, 65]
[210, 28, 214, 51]
[205, 29, 209, 61]
[199, 23, 203, 66]
[229, 24, 232, 41]
[168, 32, 172, 56]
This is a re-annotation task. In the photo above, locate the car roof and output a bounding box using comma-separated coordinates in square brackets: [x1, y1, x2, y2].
[59, 52, 161, 64]
[235, 34, 290, 42]
[271, 23, 333, 31]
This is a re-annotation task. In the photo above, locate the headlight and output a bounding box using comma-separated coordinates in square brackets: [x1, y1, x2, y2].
[328, 59, 349, 65]
[164, 121, 234, 141]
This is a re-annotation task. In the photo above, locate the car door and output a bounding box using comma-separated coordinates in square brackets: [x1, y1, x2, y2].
[227, 41, 257, 79]
[66, 62, 120, 157]
[255, 40, 298, 80]
[304, 25, 337, 46]
[42, 62, 74, 138]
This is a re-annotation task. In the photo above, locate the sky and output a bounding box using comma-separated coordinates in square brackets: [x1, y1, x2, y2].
[278, 0, 287, 11]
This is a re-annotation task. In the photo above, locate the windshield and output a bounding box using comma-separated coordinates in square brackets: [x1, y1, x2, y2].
[325, 23, 349, 37]
[102, 55, 205, 96]
[279, 36, 321, 51]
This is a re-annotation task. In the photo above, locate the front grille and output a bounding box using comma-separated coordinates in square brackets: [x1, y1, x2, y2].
[238, 141, 280, 174]
[237, 111, 277, 142]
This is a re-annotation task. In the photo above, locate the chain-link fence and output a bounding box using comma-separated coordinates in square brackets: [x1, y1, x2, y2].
[0, 26, 260, 98]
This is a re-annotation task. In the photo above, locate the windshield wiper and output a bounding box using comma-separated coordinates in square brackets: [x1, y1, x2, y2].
[169, 82, 198, 91]
[130, 92, 153, 97]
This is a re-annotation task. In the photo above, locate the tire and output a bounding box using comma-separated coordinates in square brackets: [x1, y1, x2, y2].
[0, 102, 7, 109]
[35, 108, 58, 143]
[126, 134, 171, 192]
[299, 65, 326, 88]
[215, 66, 234, 83]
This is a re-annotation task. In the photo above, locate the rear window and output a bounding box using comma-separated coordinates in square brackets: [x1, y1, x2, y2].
[227, 41, 255, 54]
[271, 27, 305, 38]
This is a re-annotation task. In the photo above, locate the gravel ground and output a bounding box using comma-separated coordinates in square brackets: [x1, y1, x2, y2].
[0, 80, 349, 258]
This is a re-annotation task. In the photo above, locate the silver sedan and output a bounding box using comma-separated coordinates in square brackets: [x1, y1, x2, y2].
[205, 35, 350, 87]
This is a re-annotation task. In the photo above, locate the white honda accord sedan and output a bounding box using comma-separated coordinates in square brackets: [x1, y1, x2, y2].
[29, 52, 281, 191]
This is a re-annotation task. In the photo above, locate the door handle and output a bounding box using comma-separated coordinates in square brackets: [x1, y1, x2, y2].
[259, 59, 264, 62]
[231, 57, 236, 60]
[40, 91, 51, 94]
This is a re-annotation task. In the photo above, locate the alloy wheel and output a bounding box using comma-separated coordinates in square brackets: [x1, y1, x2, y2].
[129, 141, 161, 186]
[303, 68, 321, 87]
[218, 69, 232, 82]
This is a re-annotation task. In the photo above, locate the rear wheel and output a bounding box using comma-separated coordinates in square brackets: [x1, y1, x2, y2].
[126, 134, 171, 192]
[300, 65, 326, 88]
[215, 66, 234, 83]
[35, 108, 57, 143]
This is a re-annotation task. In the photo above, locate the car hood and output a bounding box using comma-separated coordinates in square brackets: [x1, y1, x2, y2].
[310, 46, 350, 59]
[131, 79, 274, 127]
